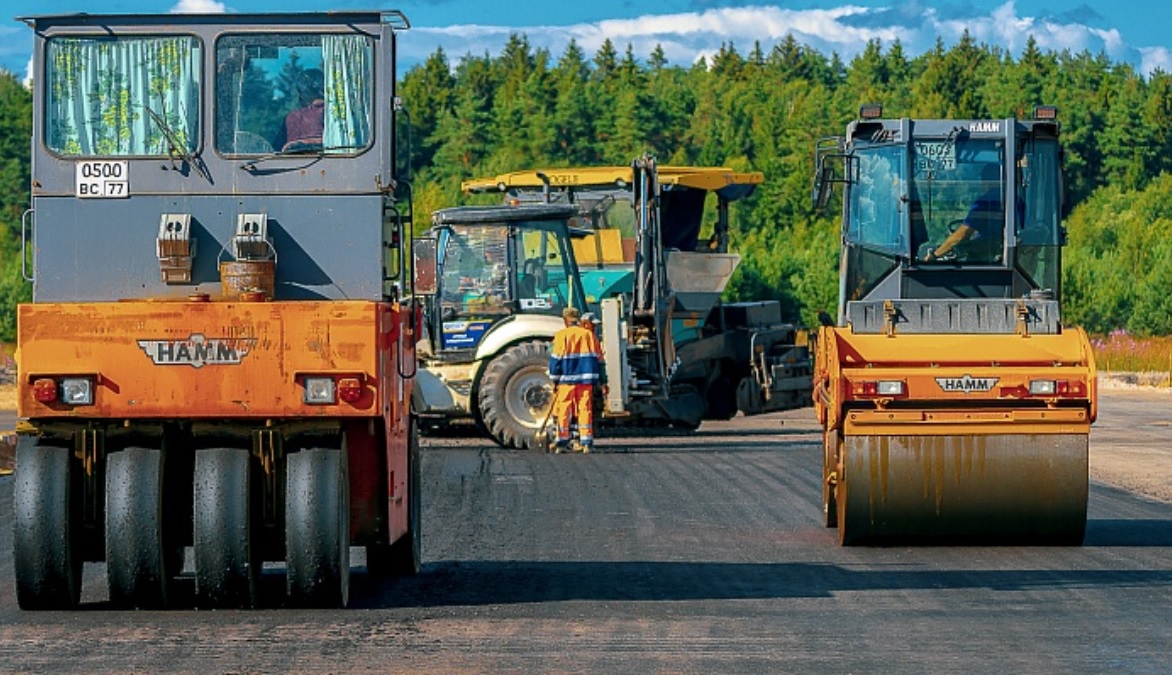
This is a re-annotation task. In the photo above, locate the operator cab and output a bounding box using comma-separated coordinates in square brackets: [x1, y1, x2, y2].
[424, 204, 587, 354]
[815, 105, 1064, 314]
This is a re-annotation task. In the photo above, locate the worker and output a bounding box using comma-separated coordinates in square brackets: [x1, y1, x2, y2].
[275, 68, 325, 151]
[549, 306, 602, 453]
[923, 164, 1004, 262]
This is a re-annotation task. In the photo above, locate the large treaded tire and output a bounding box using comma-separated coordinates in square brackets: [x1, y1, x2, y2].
[105, 447, 182, 609]
[194, 447, 259, 609]
[13, 439, 82, 610]
[285, 447, 350, 608]
[478, 341, 553, 450]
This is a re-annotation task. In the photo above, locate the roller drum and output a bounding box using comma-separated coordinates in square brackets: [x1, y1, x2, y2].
[837, 433, 1088, 544]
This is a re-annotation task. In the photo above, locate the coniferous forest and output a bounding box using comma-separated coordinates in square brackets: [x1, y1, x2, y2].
[3, 30, 1172, 340]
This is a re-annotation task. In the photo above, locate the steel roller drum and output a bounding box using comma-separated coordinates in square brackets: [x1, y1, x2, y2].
[836, 433, 1088, 545]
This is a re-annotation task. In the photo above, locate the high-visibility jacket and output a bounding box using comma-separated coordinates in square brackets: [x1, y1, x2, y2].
[549, 324, 602, 385]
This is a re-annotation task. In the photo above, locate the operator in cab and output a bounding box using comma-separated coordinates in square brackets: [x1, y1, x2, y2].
[922, 163, 1004, 263]
[275, 68, 325, 150]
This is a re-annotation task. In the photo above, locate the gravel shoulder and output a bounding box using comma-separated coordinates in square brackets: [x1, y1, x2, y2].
[1090, 376, 1172, 504]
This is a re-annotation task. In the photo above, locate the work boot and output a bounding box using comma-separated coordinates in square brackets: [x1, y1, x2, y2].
[554, 439, 570, 454]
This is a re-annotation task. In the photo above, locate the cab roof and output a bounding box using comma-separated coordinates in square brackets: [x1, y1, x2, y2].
[462, 166, 764, 201]
[431, 203, 578, 226]
[18, 11, 409, 29]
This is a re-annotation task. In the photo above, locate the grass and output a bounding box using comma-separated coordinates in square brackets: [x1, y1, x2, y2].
[1092, 331, 1172, 386]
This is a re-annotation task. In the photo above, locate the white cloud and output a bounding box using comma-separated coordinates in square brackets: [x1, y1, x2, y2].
[1140, 47, 1172, 75]
[407, 1, 1169, 77]
[24, 55, 33, 89]
[170, 0, 229, 13]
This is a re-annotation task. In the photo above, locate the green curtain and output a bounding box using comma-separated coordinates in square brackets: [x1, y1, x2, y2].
[46, 36, 201, 156]
[321, 34, 372, 152]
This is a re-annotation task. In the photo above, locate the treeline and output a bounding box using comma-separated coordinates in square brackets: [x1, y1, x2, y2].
[0, 72, 32, 342]
[1, 30, 1171, 338]
[400, 32, 1172, 333]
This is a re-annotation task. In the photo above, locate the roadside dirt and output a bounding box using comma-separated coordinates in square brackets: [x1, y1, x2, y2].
[1088, 376, 1172, 504]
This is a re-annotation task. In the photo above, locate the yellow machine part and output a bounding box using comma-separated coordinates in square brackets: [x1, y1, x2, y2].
[814, 325, 1097, 545]
[571, 228, 631, 265]
[17, 300, 403, 421]
[462, 166, 764, 194]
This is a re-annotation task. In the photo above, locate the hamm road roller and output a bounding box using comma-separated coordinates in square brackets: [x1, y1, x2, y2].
[13, 11, 420, 609]
[812, 105, 1096, 544]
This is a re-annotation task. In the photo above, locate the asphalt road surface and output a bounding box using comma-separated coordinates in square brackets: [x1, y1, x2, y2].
[1, 392, 1170, 672]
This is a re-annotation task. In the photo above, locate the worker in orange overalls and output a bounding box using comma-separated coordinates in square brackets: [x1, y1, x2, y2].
[549, 306, 602, 453]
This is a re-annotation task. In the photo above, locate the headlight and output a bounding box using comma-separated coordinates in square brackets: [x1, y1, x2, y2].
[303, 376, 336, 405]
[60, 377, 94, 406]
[1029, 380, 1057, 395]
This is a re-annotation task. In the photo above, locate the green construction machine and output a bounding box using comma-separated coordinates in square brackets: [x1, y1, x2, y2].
[412, 156, 813, 449]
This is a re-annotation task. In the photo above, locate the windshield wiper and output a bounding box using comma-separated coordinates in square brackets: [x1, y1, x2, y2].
[240, 145, 363, 171]
[145, 106, 212, 184]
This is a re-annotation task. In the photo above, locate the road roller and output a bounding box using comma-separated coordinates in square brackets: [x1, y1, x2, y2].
[812, 105, 1097, 544]
[13, 11, 422, 609]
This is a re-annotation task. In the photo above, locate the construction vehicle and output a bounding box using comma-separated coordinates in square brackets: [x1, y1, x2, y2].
[13, 11, 421, 610]
[412, 203, 589, 449]
[413, 157, 812, 449]
[812, 105, 1097, 544]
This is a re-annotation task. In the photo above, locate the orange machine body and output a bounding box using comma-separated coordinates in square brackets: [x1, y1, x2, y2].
[17, 298, 416, 544]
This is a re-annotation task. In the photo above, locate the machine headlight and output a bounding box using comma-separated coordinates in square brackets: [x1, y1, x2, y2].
[303, 376, 336, 405]
[60, 377, 94, 406]
[1029, 380, 1057, 395]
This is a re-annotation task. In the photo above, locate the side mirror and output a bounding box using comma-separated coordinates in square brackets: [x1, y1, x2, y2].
[413, 237, 438, 295]
[813, 163, 833, 211]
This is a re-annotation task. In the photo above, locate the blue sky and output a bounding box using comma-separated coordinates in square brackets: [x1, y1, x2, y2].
[3, 0, 1170, 83]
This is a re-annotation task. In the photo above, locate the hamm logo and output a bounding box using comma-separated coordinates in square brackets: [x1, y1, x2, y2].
[936, 375, 999, 393]
[138, 334, 255, 368]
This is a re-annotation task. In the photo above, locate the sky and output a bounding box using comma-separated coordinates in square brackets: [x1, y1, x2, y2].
[2, 0, 1171, 84]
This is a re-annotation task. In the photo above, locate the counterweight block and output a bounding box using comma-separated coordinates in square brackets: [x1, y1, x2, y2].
[837, 433, 1088, 545]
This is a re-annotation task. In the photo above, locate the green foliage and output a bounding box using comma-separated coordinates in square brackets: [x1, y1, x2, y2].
[391, 34, 1172, 330]
[1063, 174, 1172, 335]
[0, 72, 31, 341]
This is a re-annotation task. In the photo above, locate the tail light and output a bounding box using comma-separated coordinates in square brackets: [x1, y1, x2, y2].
[31, 376, 94, 406]
[301, 374, 367, 405]
[1028, 379, 1087, 397]
[337, 377, 363, 403]
[32, 378, 58, 403]
[852, 380, 906, 398]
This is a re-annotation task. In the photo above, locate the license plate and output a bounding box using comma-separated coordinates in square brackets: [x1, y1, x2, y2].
[75, 160, 130, 198]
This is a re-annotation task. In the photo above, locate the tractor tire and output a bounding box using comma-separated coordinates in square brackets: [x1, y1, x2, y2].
[478, 341, 554, 450]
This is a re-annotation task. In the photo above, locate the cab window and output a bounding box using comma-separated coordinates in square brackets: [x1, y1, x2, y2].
[215, 33, 374, 155]
[45, 35, 202, 156]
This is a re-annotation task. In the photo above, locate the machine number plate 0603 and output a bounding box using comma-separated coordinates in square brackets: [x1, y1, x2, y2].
[913, 142, 956, 173]
[75, 160, 130, 198]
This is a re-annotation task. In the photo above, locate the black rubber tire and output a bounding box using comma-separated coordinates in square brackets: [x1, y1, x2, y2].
[478, 341, 553, 450]
[368, 417, 422, 576]
[105, 447, 182, 609]
[194, 448, 259, 609]
[285, 447, 350, 608]
[705, 370, 740, 421]
[823, 431, 839, 529]
[13, 438, 82, 610]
